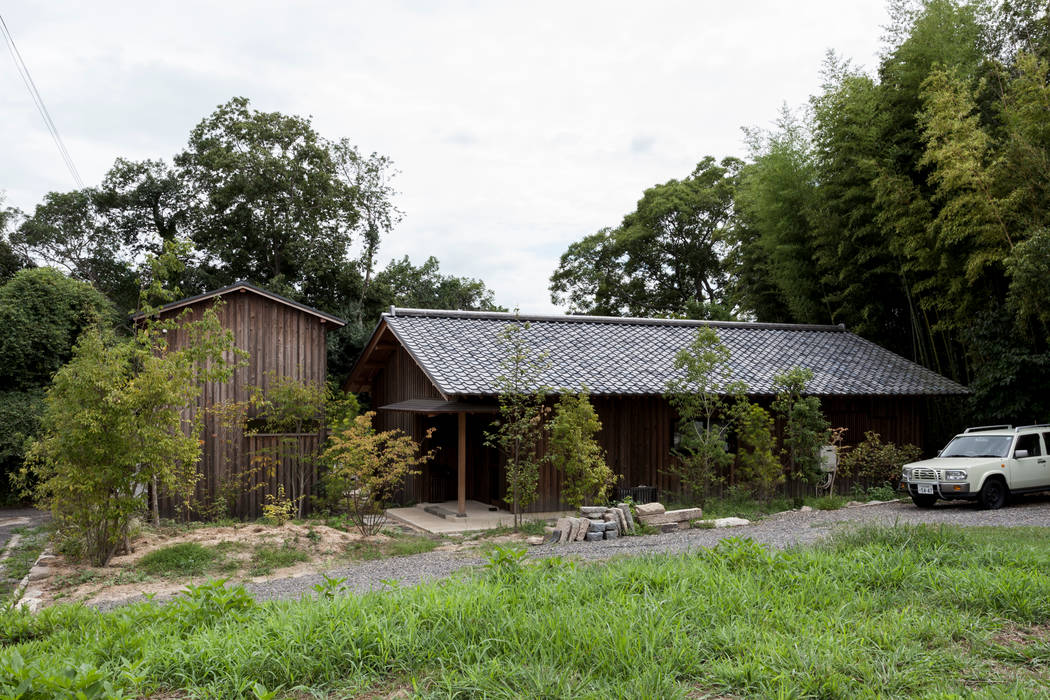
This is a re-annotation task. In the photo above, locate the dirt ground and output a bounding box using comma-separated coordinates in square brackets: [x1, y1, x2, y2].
[39, 521, 532, 607]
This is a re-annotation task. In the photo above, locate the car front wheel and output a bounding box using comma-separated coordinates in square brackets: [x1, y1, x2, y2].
[978, 478, 1008, 510]
[911, 492, 937, 508]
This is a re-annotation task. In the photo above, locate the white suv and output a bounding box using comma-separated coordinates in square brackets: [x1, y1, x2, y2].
[901, 424, 1050, 509]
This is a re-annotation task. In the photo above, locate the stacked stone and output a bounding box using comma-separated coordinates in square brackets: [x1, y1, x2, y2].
[634, 502, 702, 532]
[552, 503, 635, 544]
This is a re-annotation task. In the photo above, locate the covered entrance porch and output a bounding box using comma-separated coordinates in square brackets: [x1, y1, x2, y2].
[379, 398, 501, 517]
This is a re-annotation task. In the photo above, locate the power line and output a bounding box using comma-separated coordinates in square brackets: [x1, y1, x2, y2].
[0, 12, 84, 189]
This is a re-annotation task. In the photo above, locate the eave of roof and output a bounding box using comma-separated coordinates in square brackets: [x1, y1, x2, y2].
[130, 281, 347, 327]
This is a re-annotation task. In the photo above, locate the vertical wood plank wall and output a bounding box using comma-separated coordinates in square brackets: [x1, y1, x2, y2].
[371, 345, 444, 503]
[159, 292, 331, 518]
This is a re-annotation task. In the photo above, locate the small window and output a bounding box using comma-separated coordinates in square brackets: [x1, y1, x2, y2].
[1015, 433, 1042, 457]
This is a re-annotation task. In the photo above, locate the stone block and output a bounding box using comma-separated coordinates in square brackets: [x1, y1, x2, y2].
[574, 518, 588, 542]
[635, 502, 666, 517]
[580, 506, 606, 516]
[637, 507, 702, 526]
[584, 532, 604, 542]
[587, 519, 605, 533]
[526, 536, 545, 546]
[713, 517, 751, 528]
[659, 523, 678, 533]
[616, 503, 636, 531]
[604, 529, 619, 540]
[556, 518, 572, 543]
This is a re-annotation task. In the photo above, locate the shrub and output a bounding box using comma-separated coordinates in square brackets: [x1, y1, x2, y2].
[839, 431, 923, 486]
[548, 390, 615, 508]
[321, 412, 433, 536]
[731, 399, 783, 501]
[771, 367, 831, 484]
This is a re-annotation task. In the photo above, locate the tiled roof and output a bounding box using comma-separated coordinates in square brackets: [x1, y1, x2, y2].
[380, 309, 969, 398]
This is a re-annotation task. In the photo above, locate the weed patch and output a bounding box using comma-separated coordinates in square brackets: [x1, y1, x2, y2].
[135, 543, 221, 578]
[249, 542, 310, 576]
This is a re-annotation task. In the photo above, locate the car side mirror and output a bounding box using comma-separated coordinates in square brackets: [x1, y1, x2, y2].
[1015, 449, 1030, 459]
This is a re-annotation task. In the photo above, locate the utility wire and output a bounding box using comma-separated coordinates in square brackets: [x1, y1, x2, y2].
[0, 12, 84, 189]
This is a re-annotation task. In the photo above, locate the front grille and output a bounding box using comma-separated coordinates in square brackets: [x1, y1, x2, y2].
[912, 468, 938, 481]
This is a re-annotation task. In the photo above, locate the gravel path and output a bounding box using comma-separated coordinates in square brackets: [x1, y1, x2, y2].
[96, 495, 1050, 610]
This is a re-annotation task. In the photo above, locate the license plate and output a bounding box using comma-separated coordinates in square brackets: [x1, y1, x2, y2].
[918, 484, 934, 495]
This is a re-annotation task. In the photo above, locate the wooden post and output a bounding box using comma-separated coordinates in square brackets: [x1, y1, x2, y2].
[457, 411, 467, 517]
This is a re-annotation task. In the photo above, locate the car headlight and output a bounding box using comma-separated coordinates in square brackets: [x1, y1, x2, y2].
[943, 470, 967, 481]
[902, 468, 912, 479]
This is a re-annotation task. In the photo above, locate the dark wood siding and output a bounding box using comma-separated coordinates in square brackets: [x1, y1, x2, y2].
[158, 291, 332, 518]
[370, 344, 444, 503]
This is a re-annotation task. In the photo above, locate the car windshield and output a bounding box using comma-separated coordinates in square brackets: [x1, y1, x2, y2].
[939, 435, 1012, 458]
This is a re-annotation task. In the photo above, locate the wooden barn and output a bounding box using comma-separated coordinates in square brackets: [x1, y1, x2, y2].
[138, 282, 345, 518]
[345, 308, 969, 514]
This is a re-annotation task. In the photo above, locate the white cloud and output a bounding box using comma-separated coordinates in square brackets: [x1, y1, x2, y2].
[0, 0, 888, 312]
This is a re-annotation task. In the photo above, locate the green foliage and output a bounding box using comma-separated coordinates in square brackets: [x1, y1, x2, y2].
[839, 431, 924, 487]
[7, 526, 1050, 696]
[321, 412, 432, 536]
[486, 317, 551, 528]
[771, 367, 830, 484]
[0, 267, 117, 392]
[664, 328, 742, 505]
[23, 305, 237, 566]
[312, 574, 348, 600]
[136, 543, 220, 578]
[548, 390, 614, 508]
[550, 156, 741, 318]
[261, 486, 296, 526]
[731, 399, 783, 501]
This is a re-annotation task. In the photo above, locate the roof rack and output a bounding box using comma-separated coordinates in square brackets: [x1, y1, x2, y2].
[964, 424, 1012, 433]
[1015, 424, 1050, 432]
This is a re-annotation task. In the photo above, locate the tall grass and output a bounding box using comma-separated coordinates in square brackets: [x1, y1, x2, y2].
[3, 524, 1050, 698]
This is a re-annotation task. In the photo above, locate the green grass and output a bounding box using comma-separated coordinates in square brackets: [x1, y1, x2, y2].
[248, 542, 310, 576]
[467, 520, 549, 539]
[4, 524, 1050, 697]
[135, 543, 222, 578]
[0, 527, 48, 599]
[345, 532, 441, 561]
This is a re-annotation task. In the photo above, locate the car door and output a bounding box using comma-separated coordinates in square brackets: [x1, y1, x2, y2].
[1010, 433, 1047, 489]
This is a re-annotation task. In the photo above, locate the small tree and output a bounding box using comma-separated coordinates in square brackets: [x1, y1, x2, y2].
[321, 411, 433, 536]
[731, 398, 783, 502]
[549, 389, 615, 509]
[771, 367, 831, 485]
[23, 307, 236, 565]
[485, 316, 550, 529]
[838, 431, 922, 487]
[664, 327, 742, 506]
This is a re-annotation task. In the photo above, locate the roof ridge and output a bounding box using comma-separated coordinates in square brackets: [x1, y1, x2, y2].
[387, 307, 847, 332]
[131, 280, 347, 327]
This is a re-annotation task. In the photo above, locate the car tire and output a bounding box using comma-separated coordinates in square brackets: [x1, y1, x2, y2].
[911, 492, 937, 508]
[978, 477, 1008, 510]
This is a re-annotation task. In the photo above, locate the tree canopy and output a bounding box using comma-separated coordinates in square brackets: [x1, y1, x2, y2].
[551, 0, 1050, 424]
[12, 99, 499, 383]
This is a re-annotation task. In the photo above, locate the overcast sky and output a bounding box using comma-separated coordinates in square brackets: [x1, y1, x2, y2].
[1, 1, 889, 313]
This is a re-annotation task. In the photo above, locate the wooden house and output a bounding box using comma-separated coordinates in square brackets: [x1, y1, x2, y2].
[345, 308, 969, 514]
[137, 282, 345, 518]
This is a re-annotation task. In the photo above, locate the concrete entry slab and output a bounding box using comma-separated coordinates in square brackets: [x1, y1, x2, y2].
[387, 500, 570, 534]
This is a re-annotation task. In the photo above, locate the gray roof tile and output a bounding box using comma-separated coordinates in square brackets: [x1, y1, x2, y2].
[383, 309, 969, 398]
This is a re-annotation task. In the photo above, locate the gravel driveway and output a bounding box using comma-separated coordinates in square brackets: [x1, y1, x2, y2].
[94, 495, 1050, 610]
[237, 494, 1050, 604]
